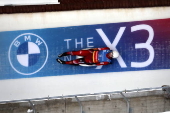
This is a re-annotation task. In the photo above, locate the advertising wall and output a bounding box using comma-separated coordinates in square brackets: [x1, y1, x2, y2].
[0, 7, 170, 101]
[0, 18, 170, 79]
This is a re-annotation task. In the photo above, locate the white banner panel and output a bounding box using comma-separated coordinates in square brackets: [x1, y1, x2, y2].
[0, 0, 59, 6]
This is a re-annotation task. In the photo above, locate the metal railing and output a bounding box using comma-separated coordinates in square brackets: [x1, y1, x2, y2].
[0, 86, 169, 113]
[0, 86, 169, 104]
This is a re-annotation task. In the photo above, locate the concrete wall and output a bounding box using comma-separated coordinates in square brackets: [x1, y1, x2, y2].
[0, 90, 170, 113]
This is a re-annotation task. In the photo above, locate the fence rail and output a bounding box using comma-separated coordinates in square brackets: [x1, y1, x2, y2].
[0, 86, 169, 104]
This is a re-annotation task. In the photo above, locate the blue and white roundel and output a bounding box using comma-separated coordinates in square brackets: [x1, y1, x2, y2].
[8, 33, 48, 75]
[17, 42, 40, 67]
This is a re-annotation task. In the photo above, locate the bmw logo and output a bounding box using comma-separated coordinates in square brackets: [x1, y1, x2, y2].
[8, 33, 48, 75]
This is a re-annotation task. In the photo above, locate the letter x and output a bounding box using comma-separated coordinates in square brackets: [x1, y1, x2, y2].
[96, 27, 127, 68]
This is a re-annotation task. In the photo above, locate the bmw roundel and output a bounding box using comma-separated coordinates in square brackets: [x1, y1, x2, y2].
[8, 33, 48, 75]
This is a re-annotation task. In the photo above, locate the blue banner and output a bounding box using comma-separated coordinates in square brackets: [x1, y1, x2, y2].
[0, 18, 170, 80]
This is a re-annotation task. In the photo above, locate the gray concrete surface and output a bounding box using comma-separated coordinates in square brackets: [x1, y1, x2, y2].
[0, 90, 170, 113]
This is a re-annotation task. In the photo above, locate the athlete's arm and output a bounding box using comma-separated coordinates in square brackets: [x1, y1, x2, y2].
[96, 62, 110, 66]
[89, 47, 110, 51]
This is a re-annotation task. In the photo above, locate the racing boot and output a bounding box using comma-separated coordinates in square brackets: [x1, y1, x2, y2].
[56, 59, 66, 64]
[58, 52, 68, 57]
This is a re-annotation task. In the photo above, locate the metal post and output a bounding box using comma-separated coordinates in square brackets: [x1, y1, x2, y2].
[28, 100, 36, 113]
[75, 96, 83, 113]
[162, 85, 170, 99]
[120, 92, 130, 113]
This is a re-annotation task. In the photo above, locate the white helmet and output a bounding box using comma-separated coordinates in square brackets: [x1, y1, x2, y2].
[112, 51, 119, 58]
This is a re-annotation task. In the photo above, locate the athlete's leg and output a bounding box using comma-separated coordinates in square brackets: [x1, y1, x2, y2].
[58, 50, 93, 57]
[65, 58, 86, 65]
[57, 56, 95, 65]
[64, 55, 94, 64]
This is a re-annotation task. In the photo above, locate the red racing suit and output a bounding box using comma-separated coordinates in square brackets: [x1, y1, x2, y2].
[65, 47, 112, 66]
